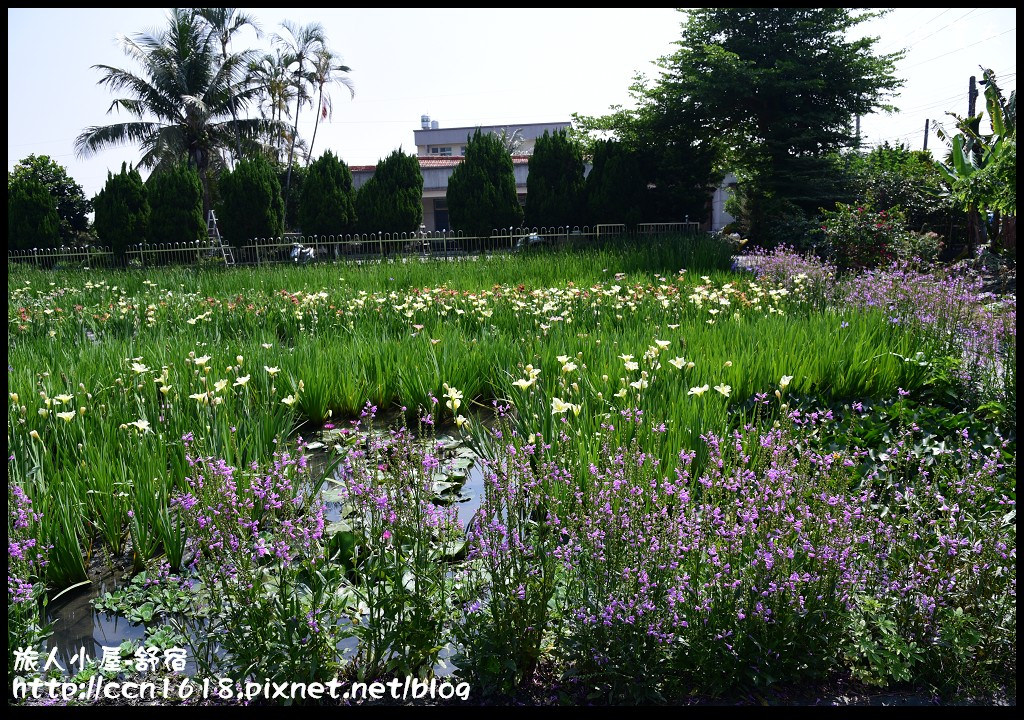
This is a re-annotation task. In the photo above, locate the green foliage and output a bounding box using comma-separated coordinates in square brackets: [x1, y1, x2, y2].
[9, 155, 91, 244]
[447, 128, 524, 237]
[355, 148, 424, 234]
[76, 9, 279, 216]
[299, 150, 357, 237]
[525, 130, 585, 227]
[935, 68, 1016, 250]
[146, 164, 205, 245]
[93, 163, 150, 262]
[8, 177, 61, 250]
[585, 140, 644, 227]
[637, 8, 902, 244]
[218, 154, 285, 247]
[848, 143, 957, 232]
[278, 164, 306, 232]
[820, 202, 907, 270]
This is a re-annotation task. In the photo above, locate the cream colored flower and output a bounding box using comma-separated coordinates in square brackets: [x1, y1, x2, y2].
[281, 394, 298, 407]
[265, 366, 281, 376]
[688, 385, 710, 397]
[780, 375, 794, 389]
[194, 355, 211, 367]
[551, 397, 571, 414]
[234, 375, 251, 387]
[128, 418, 152, 433]
[714, 384, 731, 397]
[214, 379, 229, 393]
[131, 362, 150, 374]
[668, 357, 685, 370]
[57, 411, 76, 423]
[512, 378, 535, 390]
[624, 361, 640, 372]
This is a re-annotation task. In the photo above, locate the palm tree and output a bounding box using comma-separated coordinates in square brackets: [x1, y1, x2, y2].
[272, 20, 326, 204]
[75, 8, 274, 216]
[250, 51, 295, 163]
[192, 8, 262, 166]
[306, 47, 355, 165]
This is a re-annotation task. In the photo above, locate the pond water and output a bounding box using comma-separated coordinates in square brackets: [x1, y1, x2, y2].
[40, 422, 485, 679]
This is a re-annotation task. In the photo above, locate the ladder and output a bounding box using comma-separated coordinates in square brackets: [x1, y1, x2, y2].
[207, 210, 235, 266]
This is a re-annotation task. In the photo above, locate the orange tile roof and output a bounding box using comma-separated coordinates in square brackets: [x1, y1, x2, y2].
[351, 156, 530, 172]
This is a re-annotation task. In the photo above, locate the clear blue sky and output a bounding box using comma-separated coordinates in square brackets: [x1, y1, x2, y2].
[7, 8, 1017, 201]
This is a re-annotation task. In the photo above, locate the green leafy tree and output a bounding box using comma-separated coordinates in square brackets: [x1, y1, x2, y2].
[8, 177, 61, 250]
[355, 148, 423, 234]
[584, 140, 645, 227]
[299, 150, 357, 237]
[585, 8, 902, 244]
[9, 155, 92, 244]
[93, 163, 150, 262]
[272, 20, 326, 207]
[76, 8, 277, 217]
[935, 68, 1016, 253]
[146, 164, 206, 245]
[575, 77, 719, 225]
[447, 128, 524, 237]
[526, 130, 585, 227]
[217, 155, 285, 247]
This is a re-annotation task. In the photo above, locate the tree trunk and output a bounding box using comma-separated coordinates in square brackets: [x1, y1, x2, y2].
[307, 86, 324, 167]
[1001, 215, 1016, 255]
[285, 76, 303, 208]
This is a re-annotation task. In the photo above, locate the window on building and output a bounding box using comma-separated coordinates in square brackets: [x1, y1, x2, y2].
[460, 146, 467, 156]
[429, 146, 452, 156]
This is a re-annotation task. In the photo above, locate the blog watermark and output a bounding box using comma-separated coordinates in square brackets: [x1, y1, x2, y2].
[10, 645, 472, 703]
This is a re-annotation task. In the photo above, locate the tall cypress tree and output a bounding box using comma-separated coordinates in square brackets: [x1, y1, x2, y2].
[356, 148, 423, 234]
[447, 128, 523, 237]
[8, 177, 61, 250]
[300, 150, 357, 238]
[218, 155, 285, 248]
[526, 130, 585, 228]
[93, 163, 149, 262]
[147, 163, 205, 245]
[585, 140, 644, 227]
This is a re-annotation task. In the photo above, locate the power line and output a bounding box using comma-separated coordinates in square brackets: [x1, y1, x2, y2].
[904, 27, 1017, 69]
[876, 8, 951, 53]
[898, 8, 980, 52]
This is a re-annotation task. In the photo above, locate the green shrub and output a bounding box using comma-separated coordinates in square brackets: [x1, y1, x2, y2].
[147, 164, 205, 245]
[9, 154, 91, 245]
[585, 139, 644, 227]
[300, 150, 357, 238]
[218, 155, 285, 248]
[448, 128, 523, 237]
[355, 148, 423, 234]
[820, 202, 908, 270]
[93, 163, 149, 262]
[8, 176, 61, 250]
[526, 130, 585, 228]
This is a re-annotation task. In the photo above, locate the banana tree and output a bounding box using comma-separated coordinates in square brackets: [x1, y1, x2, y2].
[934, 68, 1016, 253]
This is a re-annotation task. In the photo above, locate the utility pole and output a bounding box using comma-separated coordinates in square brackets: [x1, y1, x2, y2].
[923, 119, 929, 152]
[855, 115, 861, 149]
[966, 75, 982, 255]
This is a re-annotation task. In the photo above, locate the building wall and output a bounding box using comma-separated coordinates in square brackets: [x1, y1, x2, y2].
[710, 173, 738, 232]
[414, 121, 570, 157]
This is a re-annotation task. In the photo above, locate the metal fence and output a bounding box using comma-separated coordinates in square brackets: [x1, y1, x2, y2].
[8, 221, 702, 270]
